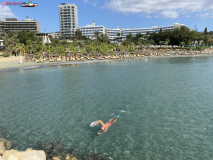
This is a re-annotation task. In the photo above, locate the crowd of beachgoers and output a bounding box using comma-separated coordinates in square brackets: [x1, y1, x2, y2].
[25, 48, 213, 63]
[1, 48, 213, 70]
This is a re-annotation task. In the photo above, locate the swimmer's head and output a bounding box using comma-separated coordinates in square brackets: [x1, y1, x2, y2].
[101, 127, 105, 130]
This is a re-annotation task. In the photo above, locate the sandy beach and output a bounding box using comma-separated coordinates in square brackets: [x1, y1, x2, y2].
[0, 57, 114, 71]
[1, 53, 213, 71]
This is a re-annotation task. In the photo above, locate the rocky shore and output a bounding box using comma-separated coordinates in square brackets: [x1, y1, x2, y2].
[0, 138, 116, 160]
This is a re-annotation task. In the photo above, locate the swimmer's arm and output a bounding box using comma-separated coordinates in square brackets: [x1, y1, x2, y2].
[94, 120, 104, 126]
[97, 129, 107, 135]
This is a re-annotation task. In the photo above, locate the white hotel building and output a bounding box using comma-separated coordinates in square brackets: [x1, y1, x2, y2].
[106, 23, 186, 41]
[58, 3, 78, 38]
[79, 23, 186, 41]
[79, 21, 105, 39]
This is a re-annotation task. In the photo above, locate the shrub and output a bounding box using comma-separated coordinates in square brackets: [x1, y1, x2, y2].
[2, 53, 10, 57]
[196, 46, 202, 51]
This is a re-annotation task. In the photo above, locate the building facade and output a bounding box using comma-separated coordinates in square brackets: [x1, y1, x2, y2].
[79, 21, 105, 39]
[48, 32, 60, 39]
[0, 17, 40, 35]
[79, 23, 186, 41]
[106, 23, 186, 41]
[58, 3, 78, 38]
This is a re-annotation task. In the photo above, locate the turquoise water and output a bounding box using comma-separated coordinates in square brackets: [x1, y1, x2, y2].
[1, 57, 213, 160]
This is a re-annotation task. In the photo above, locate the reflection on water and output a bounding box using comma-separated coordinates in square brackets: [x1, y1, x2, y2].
[1, 57, 213, 159]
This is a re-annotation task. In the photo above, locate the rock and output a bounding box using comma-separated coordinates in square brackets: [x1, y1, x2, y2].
[21, 150, 45, 160]
[52, 157, 60, 160]
[37, 142, 53, 154]
[25, 149, 33, 152]
[51, 141, 63, 157]
[2, 150, 20, 160]
[2, 149, 45, 160]
[37, 141, 64, 159]
[2, 149, 26, 160]
[65, 155, 77, 160]
[0, 142, 5, 155]
[36, 151, 45, 159]
[0, 138, 12, 150]
[8, 154, 19, 160]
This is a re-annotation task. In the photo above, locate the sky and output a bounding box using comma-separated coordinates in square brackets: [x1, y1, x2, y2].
[0, 0, 213, 33]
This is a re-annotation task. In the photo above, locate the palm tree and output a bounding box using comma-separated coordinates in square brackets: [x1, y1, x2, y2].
[117, 33, 121, 43]
[93, 31, 99, 40]
[150, 39, 155, 46]
[204, 36, 212, 47]
[13, 43, 25, 56]
[97, 34, 110, 43]
[196, 33, 204, 45]
[159, 41, 163, 48]
[165, 39, 170, 46]
[13, 43, 25, 63]
[78, 40, 85, 49]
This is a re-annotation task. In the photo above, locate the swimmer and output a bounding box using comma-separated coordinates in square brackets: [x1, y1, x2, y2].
[93, 115, 121, 134]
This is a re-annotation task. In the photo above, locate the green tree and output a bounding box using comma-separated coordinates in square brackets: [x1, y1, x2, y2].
[97, 34, 110, 43]
[180, 41, 185, 47]
[13, 43, 25, 56]
[122, 40, 131, 48]
[204, 35, 211, 47]
[75, 30, 82, 40]
[126, 33, 133, 42]
[165, 39, 170, 45]
[117, 33, 121, 43]
[18, 30, 37, 45]
[150, 39, 155, 45]
[3, 33, 19, 55]
[204, 27, 208, 35]
[93, 31, 100, 40]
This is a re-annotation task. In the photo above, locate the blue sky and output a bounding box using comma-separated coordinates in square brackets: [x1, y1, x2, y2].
[1, 0, 213, 33]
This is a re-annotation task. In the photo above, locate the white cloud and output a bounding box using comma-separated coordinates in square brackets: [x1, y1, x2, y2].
[84, 0, 98, 6]
[145, 15, 152, 18]
[197, 12, 213, 18]
[104, 0, 213, 19]
[0, 6, 16, 19]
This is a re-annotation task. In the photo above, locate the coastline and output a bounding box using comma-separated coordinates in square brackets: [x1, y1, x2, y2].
[1, 53, 213, 71]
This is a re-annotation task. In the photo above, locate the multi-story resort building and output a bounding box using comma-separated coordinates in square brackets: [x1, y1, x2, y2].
[58, 3, 78, 38]
[0, 17, 40, 35]
[79, 22, 186, 42]
[106, 23, 186, 42]
[79, 21, 106, 39]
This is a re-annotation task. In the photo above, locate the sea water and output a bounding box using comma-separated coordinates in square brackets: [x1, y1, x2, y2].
[0, 57, 213, 159]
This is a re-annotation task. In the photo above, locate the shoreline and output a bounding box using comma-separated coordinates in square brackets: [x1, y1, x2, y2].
[1, 53, 213, 71]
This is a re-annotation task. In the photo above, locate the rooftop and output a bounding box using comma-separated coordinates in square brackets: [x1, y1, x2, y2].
[1, 17, 36, 22]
